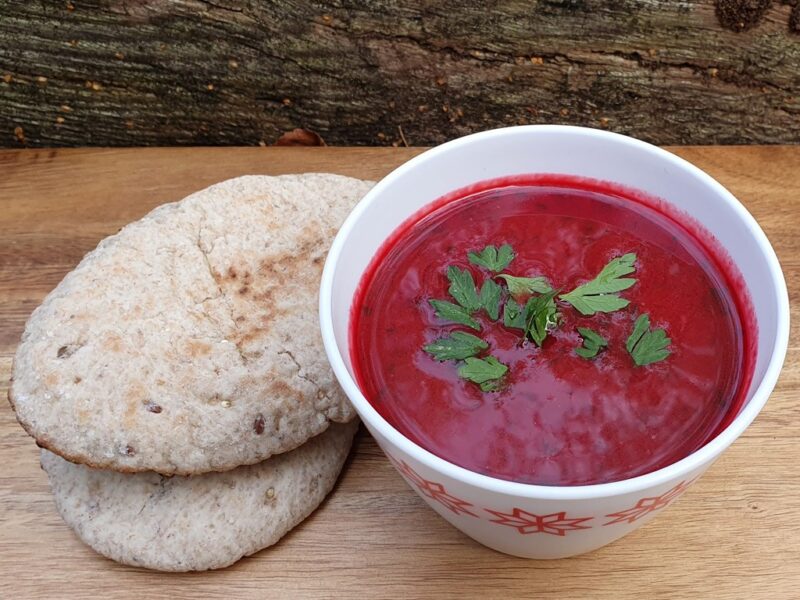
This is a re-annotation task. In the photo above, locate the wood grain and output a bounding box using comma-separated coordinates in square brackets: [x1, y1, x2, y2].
[0, 147, 798, 599]
[2, 1, 800, 148]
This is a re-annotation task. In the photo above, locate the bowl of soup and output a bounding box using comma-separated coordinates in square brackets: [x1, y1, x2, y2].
[319, 125, 789, 558]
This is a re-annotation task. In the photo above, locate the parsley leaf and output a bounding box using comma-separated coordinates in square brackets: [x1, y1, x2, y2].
[422, 248, 661, 390]
[575, 327, 608, 359]
[458, 356, 508, 391]
[479, 279, 502, 320]
[523, 289, 560, 346]
[424, 331, 488, 361]
[497, 274, 552, 296]
[626, 314, 650, 353]
[626, 314, 671, 366]
[503, 297, 525, 330]
[559, 253, 637, 316]
[429, 299, 480, 331]
[447, 266, 481, 312]
[468, 244, 515, 273]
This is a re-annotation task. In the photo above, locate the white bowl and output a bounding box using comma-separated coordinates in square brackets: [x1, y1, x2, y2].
[319, 125, 789, 558]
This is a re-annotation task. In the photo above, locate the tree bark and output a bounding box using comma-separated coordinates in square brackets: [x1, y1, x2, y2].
[1, 0, 799, 147]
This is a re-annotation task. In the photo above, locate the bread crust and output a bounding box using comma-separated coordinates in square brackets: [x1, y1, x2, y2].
[41, 421, 359, 571]
[9, 175, 372, 474]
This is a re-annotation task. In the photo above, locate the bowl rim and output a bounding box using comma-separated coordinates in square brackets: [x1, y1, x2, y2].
[319, 125, 790, 500]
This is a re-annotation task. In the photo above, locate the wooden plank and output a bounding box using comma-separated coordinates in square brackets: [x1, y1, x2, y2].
[2, 2, 800, 148]
[0, 147, 798, 599]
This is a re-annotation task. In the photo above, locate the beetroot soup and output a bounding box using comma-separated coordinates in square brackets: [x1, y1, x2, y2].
[350, 176, 753, 486]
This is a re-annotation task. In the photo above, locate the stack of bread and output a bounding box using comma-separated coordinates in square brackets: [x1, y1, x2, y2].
[8, 174, 373, 571]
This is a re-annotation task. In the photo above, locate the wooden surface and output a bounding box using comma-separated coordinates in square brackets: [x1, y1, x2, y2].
[3, 1, 800, 148]
[0, 146, 798, 599]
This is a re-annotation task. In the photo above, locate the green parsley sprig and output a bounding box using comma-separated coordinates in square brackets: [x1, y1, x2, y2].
[497, 274, 552, 296]
[575, 327, 608, 359]
[479, 279, 502, 320]
[429, 299, 480, 330]
[468, 244, 515, 273]
[424, 331, 488, 361]
[522, 289, 560, 346]
[560, 253, 637, 316]
[626, 314, 671, 366]
[447, 266, 481, 313]
[423, 246, 669, 392]
[458, 356, 508, 391]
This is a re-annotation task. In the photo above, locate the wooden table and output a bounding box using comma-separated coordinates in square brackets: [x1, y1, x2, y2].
[1, 147, 798, 599]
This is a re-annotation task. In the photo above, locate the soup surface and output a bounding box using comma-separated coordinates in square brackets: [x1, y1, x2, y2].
[351, 175, 753, 485]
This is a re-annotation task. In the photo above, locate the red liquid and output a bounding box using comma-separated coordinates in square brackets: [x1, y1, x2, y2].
[351, 176, 754, 486]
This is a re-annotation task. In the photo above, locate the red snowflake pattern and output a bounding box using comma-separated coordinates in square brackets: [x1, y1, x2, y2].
[603, 479, 696, 526]
[485, 508, 593, 536]
[386, 454, 479, 517]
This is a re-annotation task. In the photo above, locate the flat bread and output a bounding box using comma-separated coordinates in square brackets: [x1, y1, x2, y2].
[41, 420, 358, 572]
[10, 174, 372, 474]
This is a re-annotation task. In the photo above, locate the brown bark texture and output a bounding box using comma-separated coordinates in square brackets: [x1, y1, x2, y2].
[1, 0, 799, 147]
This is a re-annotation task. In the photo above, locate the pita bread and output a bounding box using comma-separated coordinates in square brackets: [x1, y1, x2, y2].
[10, 174, 372, 474]
[41, 421, 358, 572]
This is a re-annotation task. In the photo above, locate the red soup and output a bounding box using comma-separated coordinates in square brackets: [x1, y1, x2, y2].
[351, 175, 754, 486]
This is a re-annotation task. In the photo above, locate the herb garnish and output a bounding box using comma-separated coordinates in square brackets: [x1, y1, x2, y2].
[560, 253, 637, 316]
[447, 266, 481, 312]
[575, 327, 608, 359]
[458, 356, 508, 391]
[626, 314, 671, 366]
[429, 299, 480, 330]
[497, 274, 552, 296]
[503, 298, 525, 330]
[424, 331, 488, 361]
[522, 289, 560, 346]
[479, 279, 502, 320]
[468, 244, 515, 273]
[425, 247, 668, 391]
